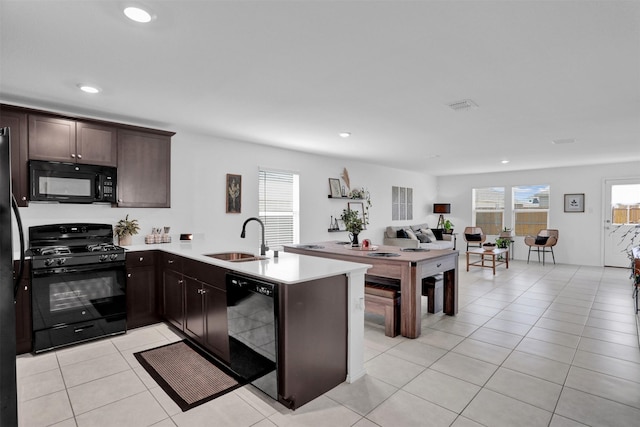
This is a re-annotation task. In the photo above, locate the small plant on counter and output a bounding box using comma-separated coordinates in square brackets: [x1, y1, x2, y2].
[114, 214, 140, 245]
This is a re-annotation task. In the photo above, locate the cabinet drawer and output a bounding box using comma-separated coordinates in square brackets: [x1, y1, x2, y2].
[420, 255, 457, 277]
[126, 251, 156, 267]
[162, 253, 183, 272]
[183, 259, 227, 290]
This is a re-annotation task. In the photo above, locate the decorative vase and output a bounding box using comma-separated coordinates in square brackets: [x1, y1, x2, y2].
[350, 232, 360, 247]
[119, 235, 132, 246]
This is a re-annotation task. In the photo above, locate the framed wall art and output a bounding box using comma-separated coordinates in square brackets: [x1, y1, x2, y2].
[564, 193, 584, 213]
[226, 174, 242, 213]
[329, 178, 342, 198]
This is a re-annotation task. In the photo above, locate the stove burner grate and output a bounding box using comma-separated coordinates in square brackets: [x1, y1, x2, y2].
[39, 246, 72, 256]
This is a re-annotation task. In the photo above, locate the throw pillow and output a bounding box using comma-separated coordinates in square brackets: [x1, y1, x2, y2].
[535, 236, 549, 245]
[405, 228, 419, 241]
[431, 228, 444, 241]
[465, 233, 482, 242]
[421, 228, 437, 241]
[417, 234, 431, 243]
[396, 229, 409, 239]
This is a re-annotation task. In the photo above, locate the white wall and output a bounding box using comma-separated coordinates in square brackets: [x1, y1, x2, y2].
[436, 161, 640, 266]
[14, 128, 437, 253]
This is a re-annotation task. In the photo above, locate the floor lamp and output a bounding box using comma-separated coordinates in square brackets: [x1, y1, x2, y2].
[433, 203, 451, 229]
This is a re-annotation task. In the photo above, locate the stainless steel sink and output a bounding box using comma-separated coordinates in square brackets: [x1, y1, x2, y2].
[204, 252, 266, 262]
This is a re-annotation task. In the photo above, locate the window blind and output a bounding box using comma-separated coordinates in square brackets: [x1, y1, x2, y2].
[259, 169, 299, 247]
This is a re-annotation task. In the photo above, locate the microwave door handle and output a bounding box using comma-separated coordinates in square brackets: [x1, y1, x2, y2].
[95, 175, 102, 200]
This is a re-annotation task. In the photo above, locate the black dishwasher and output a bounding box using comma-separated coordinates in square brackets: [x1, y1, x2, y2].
[226, 273, 278, 400]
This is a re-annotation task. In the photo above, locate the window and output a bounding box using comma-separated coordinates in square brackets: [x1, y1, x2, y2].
[513, 185, 550, 236]
[258, 169, 300, 247]
[472, 187, 505, 235]
[611, 184, 640, 225]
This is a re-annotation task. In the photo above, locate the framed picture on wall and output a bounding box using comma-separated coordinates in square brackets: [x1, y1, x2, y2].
[564, 193, 584, 213]
[329, 178, 342, 198]
[226, 174, 242, 213]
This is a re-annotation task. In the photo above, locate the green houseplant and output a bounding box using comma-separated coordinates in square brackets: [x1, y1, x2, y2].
[114, 214, 140, 246]
[495, 237, 509, 249]
[443, 219, 454, 234]
[340, 208, 365, 247]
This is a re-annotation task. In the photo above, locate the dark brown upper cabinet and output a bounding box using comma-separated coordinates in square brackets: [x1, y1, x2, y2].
[29, 114, 117, 167]
[76, 121, 118, 166]
[0, 106, 29, 206]
[117, 129, 171, 208]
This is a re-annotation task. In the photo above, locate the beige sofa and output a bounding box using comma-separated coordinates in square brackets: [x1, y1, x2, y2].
[383, 223, 455, 250]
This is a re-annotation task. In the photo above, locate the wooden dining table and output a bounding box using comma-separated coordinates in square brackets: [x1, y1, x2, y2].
[284, 241, 459, 339]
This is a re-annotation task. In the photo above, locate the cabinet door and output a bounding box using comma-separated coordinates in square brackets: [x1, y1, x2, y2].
[184, 277, 205, 340]
[203, 283, 230, 362]
[117, 129, 171, 208]
[28, 114, 76, 162]
[163, 269, 184, 330]
[76, 121, 117, 166]
[14, 260, 31, 354]
[0, 106, 29, 206]
[126, 265, 158, 329]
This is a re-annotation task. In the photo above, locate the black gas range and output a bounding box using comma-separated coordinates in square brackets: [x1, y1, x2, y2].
[28, 223, 127, 353]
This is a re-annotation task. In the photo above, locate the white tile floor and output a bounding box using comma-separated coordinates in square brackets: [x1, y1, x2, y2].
[16, 260, 640, 427]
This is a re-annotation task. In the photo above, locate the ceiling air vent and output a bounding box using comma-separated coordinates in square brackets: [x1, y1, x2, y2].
[551, 138, 576, 145]
[447, 99, 479, 112]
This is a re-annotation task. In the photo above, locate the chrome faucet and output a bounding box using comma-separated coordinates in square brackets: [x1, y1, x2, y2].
[240, 217, 269, 256]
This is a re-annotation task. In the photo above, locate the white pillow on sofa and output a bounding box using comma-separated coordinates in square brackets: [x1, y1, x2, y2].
[405, 228, 419, 241]
[420, 228, 437, 241]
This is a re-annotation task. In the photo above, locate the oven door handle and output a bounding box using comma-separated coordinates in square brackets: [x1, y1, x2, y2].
[32, 263, 125, 276]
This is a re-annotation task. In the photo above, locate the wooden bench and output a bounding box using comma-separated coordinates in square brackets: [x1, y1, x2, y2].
[422, 274, 443, 313]
[364, 278, 401, 337]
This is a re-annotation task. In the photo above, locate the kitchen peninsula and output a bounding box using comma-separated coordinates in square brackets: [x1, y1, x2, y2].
[125, 240, 371, 409]
[284, 241, 459, 338]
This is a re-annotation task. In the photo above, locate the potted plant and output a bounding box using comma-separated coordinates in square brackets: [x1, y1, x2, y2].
[443, 219, 454, 234]
[114, 214, 140, 246]
[495, 237, 509, 249]
[340, 208, 365, 247]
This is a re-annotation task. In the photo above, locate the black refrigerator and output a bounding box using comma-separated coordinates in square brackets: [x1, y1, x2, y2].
[0, 126, 25, 427]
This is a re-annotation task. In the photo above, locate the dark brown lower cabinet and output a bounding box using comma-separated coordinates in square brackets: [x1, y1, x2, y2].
[163, 268, 185, 331]
[183, 261, 230, 363]
[125, 252, 160, 329]
[14, 260, 31, 354]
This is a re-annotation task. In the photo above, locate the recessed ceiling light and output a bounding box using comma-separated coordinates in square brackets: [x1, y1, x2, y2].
[77, 84, 101, 94]
[339, 132, 351, 138]
[124, 6, 153, 23]
[501, 160, 510, 164]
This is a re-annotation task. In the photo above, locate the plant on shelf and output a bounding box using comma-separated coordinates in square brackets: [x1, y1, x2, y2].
[114, 214, 140, 246]
[495, 237, 509, 249]
[341, 208, 366, 246]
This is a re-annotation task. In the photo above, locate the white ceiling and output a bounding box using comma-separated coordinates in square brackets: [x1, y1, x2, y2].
[1, 0, 639, 176]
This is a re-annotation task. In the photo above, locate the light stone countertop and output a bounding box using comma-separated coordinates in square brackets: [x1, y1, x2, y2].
[124, 240, 371, 285]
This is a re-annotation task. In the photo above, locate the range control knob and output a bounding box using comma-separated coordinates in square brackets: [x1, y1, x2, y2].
[109, 253, 118, 261]
[56, 258, 67, 265]
[44, 258, 55, 267]
[99, 254, 109, 262]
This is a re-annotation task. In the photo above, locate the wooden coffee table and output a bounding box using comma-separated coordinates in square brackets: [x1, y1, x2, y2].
[466, 248, 509, 275]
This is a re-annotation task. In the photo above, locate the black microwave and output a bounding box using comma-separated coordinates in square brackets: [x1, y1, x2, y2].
[29, 160, 117, 204]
